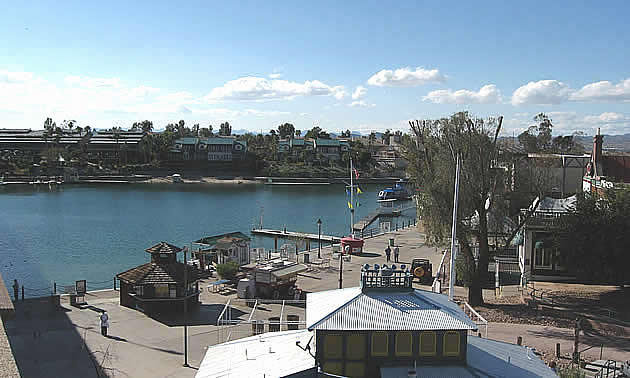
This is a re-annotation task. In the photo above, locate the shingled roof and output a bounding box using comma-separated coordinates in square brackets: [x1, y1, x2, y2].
[117, 262, 198, 285]
[145, 242, 182, 255]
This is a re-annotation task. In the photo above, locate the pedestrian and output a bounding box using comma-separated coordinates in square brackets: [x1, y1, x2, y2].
[394, 245, 400, 263]
[99, 311, 109, 336]
[385, 245, 391, 262]
[12, 279, 19, 302]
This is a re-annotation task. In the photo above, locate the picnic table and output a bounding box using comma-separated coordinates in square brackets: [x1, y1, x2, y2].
[207, 279, 230, 293]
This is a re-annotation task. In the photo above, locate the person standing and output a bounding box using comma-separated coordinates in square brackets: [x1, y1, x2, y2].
[99, 311, 109, 336]
[385, 246, 391, 262]
[12, 280, 19, 302]
[394, 246, 400, 263]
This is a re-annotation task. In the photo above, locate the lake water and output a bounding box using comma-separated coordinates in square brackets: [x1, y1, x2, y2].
[0, 183, 415, 296]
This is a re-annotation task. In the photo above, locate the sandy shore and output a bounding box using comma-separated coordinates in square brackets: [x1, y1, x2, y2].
[142, 176, 260, 185]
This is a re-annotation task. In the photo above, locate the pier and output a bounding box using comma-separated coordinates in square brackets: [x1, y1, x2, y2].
[251, 228, 342, 243]
[352, 202, 417, 231]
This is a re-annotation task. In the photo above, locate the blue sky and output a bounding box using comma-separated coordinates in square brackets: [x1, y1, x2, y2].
[1, 1, 629, 135]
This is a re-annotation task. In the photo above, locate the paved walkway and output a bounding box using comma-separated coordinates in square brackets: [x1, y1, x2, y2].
[4, 227, 629, 377]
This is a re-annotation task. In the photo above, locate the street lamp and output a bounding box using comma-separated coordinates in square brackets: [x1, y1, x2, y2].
[316, 218, 322, 259]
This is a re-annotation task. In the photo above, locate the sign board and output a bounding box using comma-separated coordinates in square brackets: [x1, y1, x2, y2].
[76, 280, 86, 296]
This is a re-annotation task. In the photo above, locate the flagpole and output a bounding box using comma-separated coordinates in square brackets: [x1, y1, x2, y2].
[350, 158, 355, 237]
[449, 155, 461, 301]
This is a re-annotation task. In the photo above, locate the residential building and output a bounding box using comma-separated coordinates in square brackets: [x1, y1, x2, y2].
[170, 137, 247, 162]
[313, 138, 349, 161]
[193, 231, 251, 267]
[196, 265, 555, 377]
[582, 129, 630, 194]
[116, 242, 199, 313]
[516, 196, 576, 283]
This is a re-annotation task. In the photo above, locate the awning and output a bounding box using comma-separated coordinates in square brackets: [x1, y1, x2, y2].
[272, 264, 307, 279]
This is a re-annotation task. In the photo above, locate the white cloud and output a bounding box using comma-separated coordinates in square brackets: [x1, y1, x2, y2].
[583, 112, 626, 123]
[64, 75, 122, 88]
[367, 67, 446, 87]
[268, 73, 282, 79]
[352, 85, 367, 100]
[570, 78, 630, 102]
[511, 80, 572, 105]
[423, 84, 502, 104]
[0, 70, 34, 83]
[203, 76, 346, 102]
[348, 100, 375, 108]
[503, 111, 630, 136]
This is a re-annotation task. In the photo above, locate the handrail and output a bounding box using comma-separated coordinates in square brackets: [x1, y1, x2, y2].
[216, 298, 231, 326]
[459, 301, 488, 338]
[432, 249, 448, 290]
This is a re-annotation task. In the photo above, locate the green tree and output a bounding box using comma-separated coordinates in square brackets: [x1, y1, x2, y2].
[219, 122, 232, 136]
[404, 112, 505, 305]
[277, 123, 295, 139]
[305, 126, 329, 139]
[557, 188, 630, 286]
[518, 113, 553, 153]
[382, 129, 392, 145]
[295, 129, 302, 138]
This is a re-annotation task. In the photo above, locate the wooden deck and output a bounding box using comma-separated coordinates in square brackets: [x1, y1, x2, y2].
[251, 228, 342, 243]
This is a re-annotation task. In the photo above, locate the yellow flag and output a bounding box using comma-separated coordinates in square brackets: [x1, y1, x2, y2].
[347, 201, 353, 209]
[357, 187, 363, 194]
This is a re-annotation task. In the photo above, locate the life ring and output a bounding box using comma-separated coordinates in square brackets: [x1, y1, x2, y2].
[414, 267, 425, 278]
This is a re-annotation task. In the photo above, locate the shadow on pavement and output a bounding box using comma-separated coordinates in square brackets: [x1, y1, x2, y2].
[149, 303, 246, 327]
[5, 296, 106, 378]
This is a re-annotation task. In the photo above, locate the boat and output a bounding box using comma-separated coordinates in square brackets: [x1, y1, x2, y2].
[377, 180, 411, 201]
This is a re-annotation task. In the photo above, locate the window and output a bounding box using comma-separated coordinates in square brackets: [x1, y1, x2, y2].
[346, 334, 366, 360]
[133, 285, 144, 296]
[395, 332, 412, 356]
[323, 334, 343, 359]
[169, 284, 177, 298]
[419, 331, 437, 356]
[371, 331, 388, 357]
[154, 284, 169, 298]
[443, 331, 460, 357]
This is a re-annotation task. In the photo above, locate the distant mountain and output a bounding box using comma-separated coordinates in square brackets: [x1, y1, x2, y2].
[576, 134, 630, 152]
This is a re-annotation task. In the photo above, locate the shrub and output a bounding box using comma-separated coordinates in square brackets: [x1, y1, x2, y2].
[216, 262, 239, 281]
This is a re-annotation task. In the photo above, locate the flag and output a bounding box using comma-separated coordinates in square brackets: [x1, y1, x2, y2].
[357, 187, 363, 195]
[347, 201, 353, 209]
[353, 168, 360, 179]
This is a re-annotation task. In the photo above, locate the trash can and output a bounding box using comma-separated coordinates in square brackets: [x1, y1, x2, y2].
[389, 238, 395, 247]
[303, 253, 310, 264]
[269, 317, 281, 332]
[287, 314, 299, 330]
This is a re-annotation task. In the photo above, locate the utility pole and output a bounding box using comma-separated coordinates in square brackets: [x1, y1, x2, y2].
[183, 246, 189, 367]
[350, 158, 355, 237]
[339, 245, 348, 289]
[449, 155, 461, 301]
[317, 218, 322, 259]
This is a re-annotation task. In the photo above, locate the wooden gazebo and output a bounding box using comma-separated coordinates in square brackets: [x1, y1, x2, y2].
[117, 242, 199, 314]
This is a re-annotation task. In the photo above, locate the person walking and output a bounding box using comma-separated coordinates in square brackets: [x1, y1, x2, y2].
[394, 245, 400, 263]
[385, 245, 391, 262]
[12, 279, 19, 302]
[99, 311, 109, 336]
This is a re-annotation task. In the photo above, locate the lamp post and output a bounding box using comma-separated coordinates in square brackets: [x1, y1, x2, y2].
[183, 245, 189, 368]
[317, 218, 322, 259]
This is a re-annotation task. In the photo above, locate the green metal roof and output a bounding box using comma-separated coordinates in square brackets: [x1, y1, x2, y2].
[175, 137, 199, 145]
[202, 137, 235, 145]
[194, 231, 251, 249]
[315, 138, 340, 146]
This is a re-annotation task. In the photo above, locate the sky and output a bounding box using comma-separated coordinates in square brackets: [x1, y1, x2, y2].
[1, 1, 629, 136]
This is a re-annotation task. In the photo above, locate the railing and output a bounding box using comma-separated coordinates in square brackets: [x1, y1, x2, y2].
[459, 301, 488, 338]
[431, 249, 448, 293]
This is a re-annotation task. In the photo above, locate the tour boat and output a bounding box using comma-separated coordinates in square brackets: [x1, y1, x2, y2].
[377, 180, 411, 201]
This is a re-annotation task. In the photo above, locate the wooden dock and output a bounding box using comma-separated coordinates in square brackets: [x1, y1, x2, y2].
[352, 204, 417, 231]
[251, 228, 342, 243]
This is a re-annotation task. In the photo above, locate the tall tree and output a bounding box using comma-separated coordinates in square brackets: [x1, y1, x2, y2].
[405, 112, 504, 305]
[305, 126, 329, 139]
[518, 113, 553, 153]
[341, 129, 351, 138]
[219, 122, 232, 136]
[277, 123, 295, 139]
[295, 129, 302, 138]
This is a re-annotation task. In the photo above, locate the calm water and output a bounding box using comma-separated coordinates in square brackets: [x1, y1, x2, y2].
[1, 183, 414, 296]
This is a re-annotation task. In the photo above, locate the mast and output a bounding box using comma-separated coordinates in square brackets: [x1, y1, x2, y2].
[350, 158, 355, 237]
[449, 155, 461, 300]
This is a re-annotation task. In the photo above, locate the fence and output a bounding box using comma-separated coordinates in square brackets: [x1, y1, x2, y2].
[11, 278, 119, 301]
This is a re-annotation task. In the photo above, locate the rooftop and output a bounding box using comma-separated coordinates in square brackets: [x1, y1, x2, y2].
[145, 241, 183, 255]
[381, 336, 556, 378]
[116, 261, 198, 285]
[194, 231, 251, 249]
[196, 329, 315, 378]
[307, 267, 478, 331]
